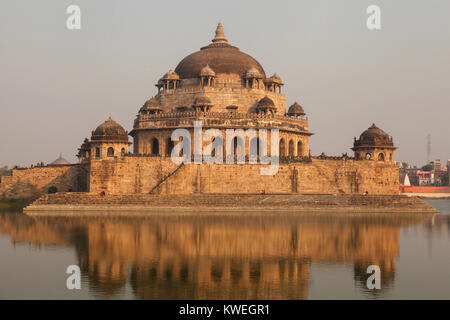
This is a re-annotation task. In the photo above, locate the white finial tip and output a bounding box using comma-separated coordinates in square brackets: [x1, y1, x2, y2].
[212, 22, 227, 43]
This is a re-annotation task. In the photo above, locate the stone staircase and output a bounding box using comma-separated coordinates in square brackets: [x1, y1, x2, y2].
[149, 163, 184, 194]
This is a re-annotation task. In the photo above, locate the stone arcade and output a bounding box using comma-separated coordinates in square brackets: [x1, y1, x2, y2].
[0, 23, 399, 199]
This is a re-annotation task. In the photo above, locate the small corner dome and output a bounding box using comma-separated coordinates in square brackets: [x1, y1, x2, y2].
[91, 117, 129, 142]
[200, 65, 215, 77]
[287, 102, 305, 115]
[257, 96, 275, 108]
[356, 123, 394, 146]
[51, 153, 71, 166]
[361, 123, 390, 139]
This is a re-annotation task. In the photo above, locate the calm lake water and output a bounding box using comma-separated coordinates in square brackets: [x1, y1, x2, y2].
[0, 200, 449, 300]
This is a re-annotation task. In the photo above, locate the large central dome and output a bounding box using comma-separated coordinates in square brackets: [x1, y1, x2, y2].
[174, 23, 266, 79]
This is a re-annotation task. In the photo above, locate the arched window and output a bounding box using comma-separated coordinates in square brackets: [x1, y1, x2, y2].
[378, 153, 385, 161]
[152, 138, 159, 155]
[95, 147, 100, 158]
[166, 137, 174, 156]
[389, 153, 392, 161]
[279, 138, 286, 157]
[107, 147, 114, 157]
[288, 140, 294, 156]
[121, 148, 126, 156]
[297, 141, 303, 156]
[365, 153, 372, 160]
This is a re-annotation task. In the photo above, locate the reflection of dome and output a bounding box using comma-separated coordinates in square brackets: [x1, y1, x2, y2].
[91, 117, 129, 142]
[174, 23, 266, 79]
[354, 124, 393, 147]
[287, 102, 305, 115]
[50, 153, 70, 165]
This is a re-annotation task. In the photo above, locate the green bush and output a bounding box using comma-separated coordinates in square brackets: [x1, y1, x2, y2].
[48, 186, 58, 194]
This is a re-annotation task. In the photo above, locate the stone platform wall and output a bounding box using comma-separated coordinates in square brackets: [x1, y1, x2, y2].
[0, 164, 88, 199]
[88, 156, 180, 194]
[89, 156, 399, 195]
[2, 156, 399, 199]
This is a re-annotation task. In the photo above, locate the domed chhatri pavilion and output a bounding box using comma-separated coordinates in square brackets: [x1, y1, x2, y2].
[0, 23, 400, 199]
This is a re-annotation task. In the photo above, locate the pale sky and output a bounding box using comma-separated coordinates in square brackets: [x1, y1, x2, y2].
[0, 0, 449, 168]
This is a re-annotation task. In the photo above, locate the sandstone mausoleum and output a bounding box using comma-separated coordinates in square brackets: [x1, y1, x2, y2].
[0, 23, 399, 199]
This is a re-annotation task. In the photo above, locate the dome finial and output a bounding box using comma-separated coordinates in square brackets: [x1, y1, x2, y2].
[212, 22, 228, 43]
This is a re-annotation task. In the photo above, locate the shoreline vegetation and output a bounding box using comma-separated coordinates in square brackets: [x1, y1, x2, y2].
[0, 199, 34, 212]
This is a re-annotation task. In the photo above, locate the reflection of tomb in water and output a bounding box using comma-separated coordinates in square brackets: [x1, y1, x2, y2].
[0, 212, 433, 299]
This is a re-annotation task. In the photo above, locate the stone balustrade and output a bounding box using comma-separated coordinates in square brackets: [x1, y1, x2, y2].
[134, 111, 310, 133]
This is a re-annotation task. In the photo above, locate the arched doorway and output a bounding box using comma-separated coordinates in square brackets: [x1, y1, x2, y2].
[107, 147, 114, 157]
[166, 137, 174, 156]
[297, 141, 303, 156]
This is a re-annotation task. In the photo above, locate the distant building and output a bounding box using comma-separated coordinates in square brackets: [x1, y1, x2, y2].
[429, 159, 447, 186]
[0, 166, 11, 177]
[417, 171, 434, 186]
[448, 160, 450, 186]
[50, 153, 71, 166]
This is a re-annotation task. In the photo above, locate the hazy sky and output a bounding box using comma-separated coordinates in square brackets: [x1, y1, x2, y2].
[0, 0, 449, 168]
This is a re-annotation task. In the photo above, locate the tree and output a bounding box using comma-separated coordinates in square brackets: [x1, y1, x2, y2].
[421, 164, 433, 171]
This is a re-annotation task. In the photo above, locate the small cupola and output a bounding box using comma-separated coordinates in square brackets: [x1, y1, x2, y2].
[286, 102, 306, 118]
[199, 65, 216, 87]
[193, 95, 213, 112]
[156, 69, 180, 92]
[256, 96, 277, 115]
[264, 73, 283, 93]
[244, 67, 264, 89]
